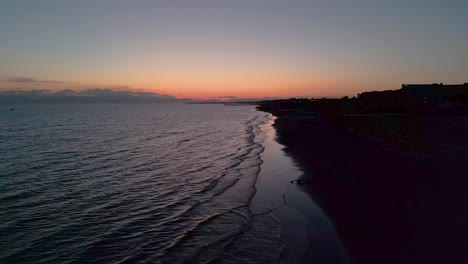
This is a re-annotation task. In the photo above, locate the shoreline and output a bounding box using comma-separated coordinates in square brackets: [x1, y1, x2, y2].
[261, 109, 468, 264]
[252, 114, 348, 264]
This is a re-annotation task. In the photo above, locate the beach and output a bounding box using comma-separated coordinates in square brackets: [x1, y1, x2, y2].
[252, 115, 348, 264]
[1, 103, 352, 264]
[1, 104, 307, 264]
[262, 108, 468, 264]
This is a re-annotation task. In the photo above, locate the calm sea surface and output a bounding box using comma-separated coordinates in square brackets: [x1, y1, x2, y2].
[0, 104, 278, 263]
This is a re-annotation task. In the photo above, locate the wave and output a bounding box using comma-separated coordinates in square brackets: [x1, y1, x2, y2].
[0, 104, 274, 264]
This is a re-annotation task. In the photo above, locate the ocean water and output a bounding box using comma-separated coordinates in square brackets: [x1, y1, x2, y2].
[0, 104, 274, 263]
[0, 103, 346, 264]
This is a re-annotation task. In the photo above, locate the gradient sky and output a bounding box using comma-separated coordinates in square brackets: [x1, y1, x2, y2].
[1, 0, 467, 98]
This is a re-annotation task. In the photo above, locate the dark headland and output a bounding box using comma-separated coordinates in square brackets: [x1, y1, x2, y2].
[257, 83, 468, 264]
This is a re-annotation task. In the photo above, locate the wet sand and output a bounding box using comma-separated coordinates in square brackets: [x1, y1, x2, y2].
[251, 115, 348, 264]
[269, 113, 468, 264]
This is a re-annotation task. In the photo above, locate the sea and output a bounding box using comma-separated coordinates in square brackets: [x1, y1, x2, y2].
[0, 104, 346, 264]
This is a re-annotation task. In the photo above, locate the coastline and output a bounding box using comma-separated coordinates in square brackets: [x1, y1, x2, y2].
[251, 114, 348, 264]
[261, 109, 468, 264]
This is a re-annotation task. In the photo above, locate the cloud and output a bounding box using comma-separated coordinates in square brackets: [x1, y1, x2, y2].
[0, 77, 185, 103]
[1, 77, 74, 85]
[77, 88, 178, 100]
[0, 88, 181, 103]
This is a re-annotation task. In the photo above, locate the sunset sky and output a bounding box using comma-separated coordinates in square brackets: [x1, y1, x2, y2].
[1, 0, 467, 99]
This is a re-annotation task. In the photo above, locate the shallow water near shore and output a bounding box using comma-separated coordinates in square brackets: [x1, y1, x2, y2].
[1, 103, 346, 263]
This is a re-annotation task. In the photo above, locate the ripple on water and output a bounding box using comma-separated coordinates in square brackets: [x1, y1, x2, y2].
[0, 104, 273, 264]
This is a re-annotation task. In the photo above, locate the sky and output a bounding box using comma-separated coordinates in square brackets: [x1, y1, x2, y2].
[0, 0, 467, 99]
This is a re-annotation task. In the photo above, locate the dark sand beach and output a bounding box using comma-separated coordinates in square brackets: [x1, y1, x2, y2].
[264, 110, 468, 264]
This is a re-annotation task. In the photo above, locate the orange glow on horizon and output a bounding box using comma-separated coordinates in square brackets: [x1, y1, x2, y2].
[145, 81, 365, 99]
